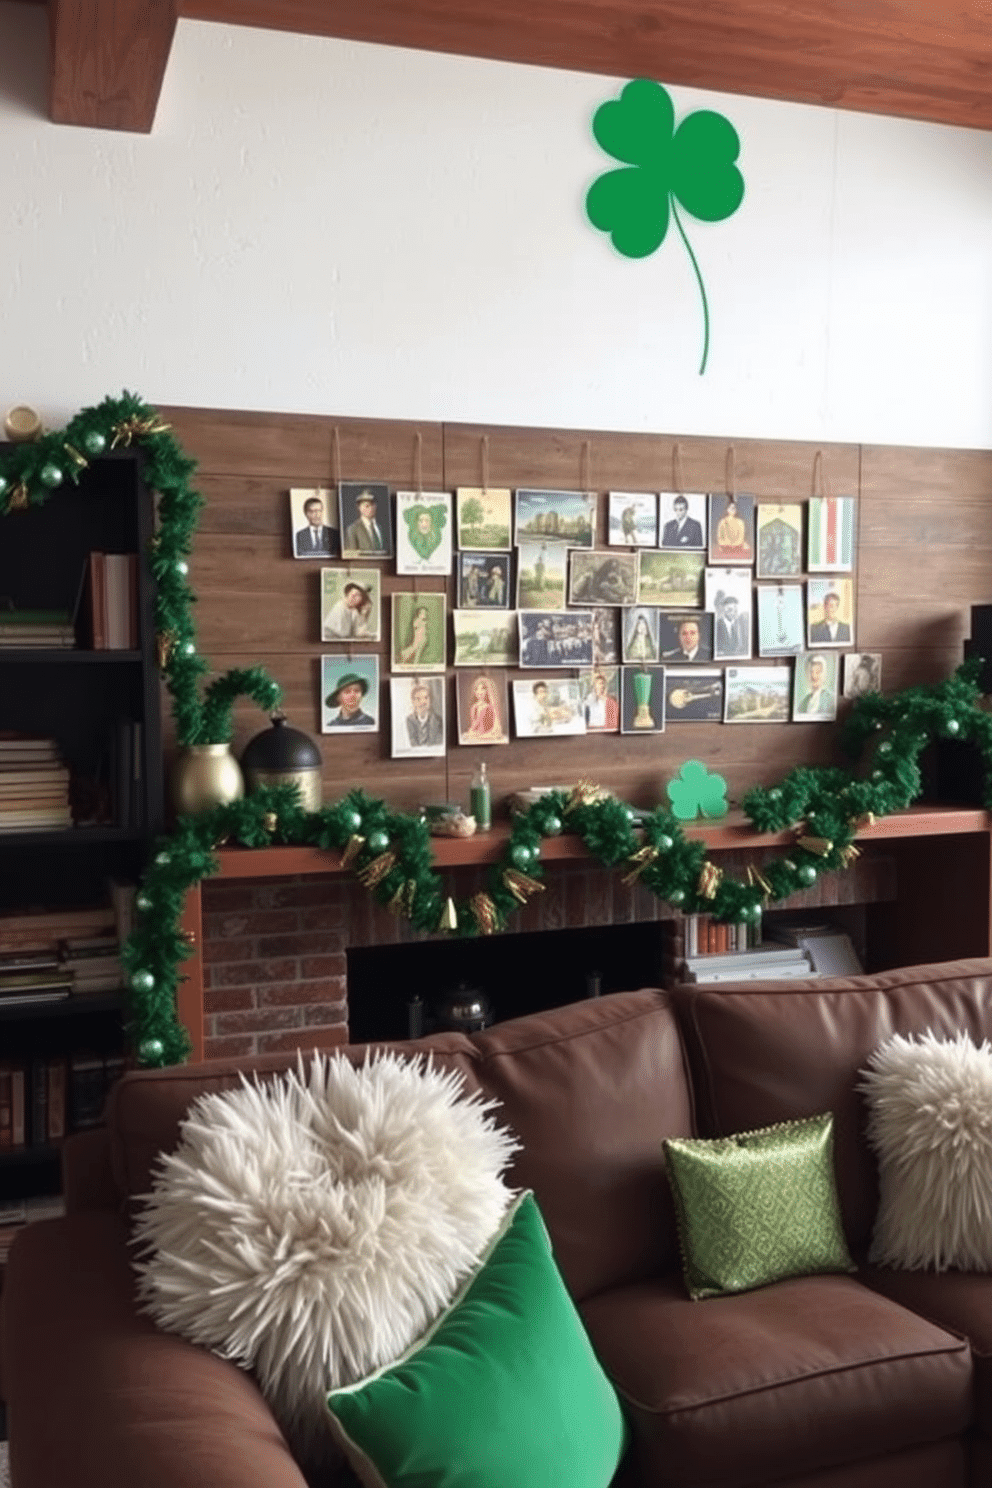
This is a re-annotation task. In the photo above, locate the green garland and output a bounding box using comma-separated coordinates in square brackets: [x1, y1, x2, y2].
[5, 394, 992, 1068]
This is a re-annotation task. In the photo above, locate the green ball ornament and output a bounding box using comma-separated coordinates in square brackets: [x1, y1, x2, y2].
[82, 429, 107, 456]
[624, 806, 636, 823]
[135, 892, 152, 912]
[341, 808, 363, 833]
[139, 1037, 165, 1064]
[657, 834, 674, 851]
[744, 902, 763, 924]
[669, 888, 686, 906]
[155, 850, 171, 865]
[39, 462, 63, 488]
[131, 968, 155, 992]
[0, 474, 7, 498]
[176, 559, 189, 575]
[796, 863, 817, 887]
[510, 841, 534, 870]
[367, 828, 390, 854]
[541, 813, 563, 837]
[943, 718, 961, 737]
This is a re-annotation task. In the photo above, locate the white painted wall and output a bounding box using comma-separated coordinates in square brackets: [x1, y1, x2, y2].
[1, 3, 990, 448]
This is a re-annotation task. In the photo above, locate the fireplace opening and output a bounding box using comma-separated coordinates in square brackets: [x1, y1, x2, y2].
[347, 919, 669, 1042]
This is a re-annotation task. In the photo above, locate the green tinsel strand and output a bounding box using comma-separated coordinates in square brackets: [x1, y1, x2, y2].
[197, 666, 282, 745]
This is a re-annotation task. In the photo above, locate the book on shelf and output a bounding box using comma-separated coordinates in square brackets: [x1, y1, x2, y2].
[763, 920, 864, 976]
[0, 606, 76, 648]
[0, 902, 117, 952]
[0, 1192, 67, 1265]
[88, 551, 138, 651]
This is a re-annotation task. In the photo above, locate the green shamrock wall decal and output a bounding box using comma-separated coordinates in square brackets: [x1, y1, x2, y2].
[667, 759, 729, 821]
[585, 78, 744, 374]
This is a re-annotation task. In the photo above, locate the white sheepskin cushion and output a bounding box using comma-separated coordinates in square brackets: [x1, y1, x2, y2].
[131, 1051, 519, 1472]
[860, 1029, 992, 1272]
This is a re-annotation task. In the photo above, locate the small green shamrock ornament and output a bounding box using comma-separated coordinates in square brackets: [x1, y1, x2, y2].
[586, 78, 744, 374]
[666, 759, 729, 821]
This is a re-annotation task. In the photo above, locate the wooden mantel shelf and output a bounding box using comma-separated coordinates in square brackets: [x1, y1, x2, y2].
[209, 805, 992, 880]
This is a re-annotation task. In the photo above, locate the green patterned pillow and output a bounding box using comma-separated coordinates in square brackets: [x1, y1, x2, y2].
[663, 1112, 855, 1300]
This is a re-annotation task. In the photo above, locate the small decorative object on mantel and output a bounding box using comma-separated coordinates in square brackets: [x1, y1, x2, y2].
[667, 760, 729, 821]
[434, 981, 494, 1035]
[170, 743, 245, 817]
[4, 405, 43, 442]
[241, 712, 323, 812]
[420, 802, 477, 838]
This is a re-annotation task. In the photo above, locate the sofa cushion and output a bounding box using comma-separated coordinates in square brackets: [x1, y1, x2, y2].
[664, 1113, 855, 1299]
[326, 1191, 628, 1488]
[471, 989, 694, 1301]
[671, 958, 992, 1251]
[860, 1029, 992, 1271]
[580, 1270, 972, 1488]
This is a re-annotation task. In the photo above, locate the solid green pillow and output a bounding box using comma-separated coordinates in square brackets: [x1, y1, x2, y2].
[325, 1191, 628, 1488]
[663, 1112, 856, 1300]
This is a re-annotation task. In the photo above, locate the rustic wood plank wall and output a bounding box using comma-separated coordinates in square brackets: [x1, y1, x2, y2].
[156, 405, 992, 818]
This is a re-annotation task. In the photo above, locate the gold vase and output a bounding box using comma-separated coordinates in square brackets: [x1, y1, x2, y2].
[170, 743, 245, 816]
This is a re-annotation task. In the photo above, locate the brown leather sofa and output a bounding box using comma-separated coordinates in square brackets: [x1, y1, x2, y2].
[4, 956, 992, 1487]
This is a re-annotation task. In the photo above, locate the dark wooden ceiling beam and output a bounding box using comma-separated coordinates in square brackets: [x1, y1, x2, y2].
[49, 0, 178, 132]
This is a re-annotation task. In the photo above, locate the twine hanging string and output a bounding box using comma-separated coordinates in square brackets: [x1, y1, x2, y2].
[581, 438, 593, 495]
[413, 431, 423, 496]
[332, 426, 342, 488]
[725, 445, 736, 499]
[672, 442, 685, 495]
[480, 435, 490, 494]
[812, 449, 834, 501]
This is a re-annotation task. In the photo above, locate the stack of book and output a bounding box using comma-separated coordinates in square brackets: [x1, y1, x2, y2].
[59, 933, 124, 994]
[0, 734, 72, 832]
[677, 943, 815, 984]
[0, 948, 72, 1007]
[88, 551, 138, 650]
[0, 1194, 66, 1266]
[0, 606, 76, 648]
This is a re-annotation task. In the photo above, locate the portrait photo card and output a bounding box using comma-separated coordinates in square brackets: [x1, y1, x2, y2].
[395, 491, 452, 577]
[793, 651, 839, 722]
[456, 671, 510, 745]
[290, 486, 339, 560]
[578, 667, 621, 733]
[843, 651, 882, 699]
[339, 481, 393, 560]
[621, 606, 661, 665]
[390, 675, 446, 759]
[705, 567, 753, 661]
[658, 491, 707, 551]
[391, 592, 447, 673]
[320, 566, 381, 643]
[659, 611, 714, 663]
[591, 607, 621, 666]
[708, 492, 756, 565]
[457, 551, 511, 610]
[455, 487, 513, 551]
[512, 678, 586, 738]
[806, 576, 854, 648]
[607, 492, 658, 548]
[321, 654, 379, 734]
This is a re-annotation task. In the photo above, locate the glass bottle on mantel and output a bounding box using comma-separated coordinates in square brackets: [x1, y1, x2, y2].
[470, 760, 492, 831]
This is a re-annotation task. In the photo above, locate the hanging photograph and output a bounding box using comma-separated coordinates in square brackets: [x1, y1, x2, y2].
[622, 607, 661, 664]
[338, 481, 393, 559]
[793, 652, 839, 722]
[320, 567, 381, 642]
[843, 651, 882, 699]
[391, 592, 447, 673]
[806, 577, 854, 648]
[568, 550, 638, 607]
[659, 612, 713, 663]
[756, 504, 803, 578]
[665, 668, 724, 721]
[807, 496, 856, 572]
[519, 610, 594, 668]
[579, 668, 621, 733]
[591, 607, 621, 665]
[456, 671, 511, 745]
[390, 676, 446, 758]
[395, 491, 452, 577]
[723, 666, 791, 724]
[457, 552, 511, 609]
[516, 539, 568, 610]
[757, 584, 805, 657]
[456, 487, 513, 551]
[637, 550, 705, 609]
[512, 678, 586, 738]
[321, 655, 379, 733]
[621, 666, 666, 734]
[708, 492, 755, 565]
[515, 489, 596, 548]
[452, 610, 518, 667]
[706, 567, 752, 660]
[290, 486, 339, 559]
[607, 492, 658, 547]
[658, 491, 707, 550]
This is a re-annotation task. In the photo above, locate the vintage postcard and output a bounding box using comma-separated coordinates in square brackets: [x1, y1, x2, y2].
[807, 577, 854, 648]
[708, 492, 756, 565]
[320, 567, 381, 643]
[568, 550, 638, 607]
[457, 552, 511, 609]
[807, 496, 856, 572]
[607, 492, 657, 548]
[456, 671, 511, 745]
[637, 550, 705, 609]
[338, 481, 393, 560]
[455, 487, 512, 551]
[793, 651, 839, 722]
[664, 668, 724, 722]
[515, 489, 596, 549]
[659, 612, 714, 664]
[512, 678, 585, 738]
[519, 610, 594, 668]
[756, 503, 803, 578]
[452, 609, 518, 667]
[757, 583, 805, 656]
[620, 666, 666, 734]
[389, 676, 446, 758]
[321, 654, 379, 734]
[706, 568, 752, 661]
[516, 539, 568, 610]
[391, 592, 447, 673]
[723, 665, 791, 724]
[591, 607, 621, 665]
[290, 486, 339, 560]
[395, 491, 452, 577]
[578, 668, 621, 733]
[658, 492, 707, 551]
[622, 607, 661, 664]
[843, 651, 882, 699]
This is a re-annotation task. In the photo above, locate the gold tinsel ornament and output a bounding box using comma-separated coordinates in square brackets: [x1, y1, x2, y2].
[340, 834, 366, 869]
[438, 896, 458, 931]
[8, 483, 28, 511]
[156, 631, 176, 669]
[698, 861, 723, 899]
[357, 851, 397, 889]
[62, 443, 88, 470]
[111, 415, 171, 449]
[502, 868, 546, 904]
[564, 779, 603, 814]
[263, 811, 278, 833]
[797, 835, 833, 857]
[746, 864, 773, 896]
[622, 845, 659, 885]
[470, 892, 499, 935]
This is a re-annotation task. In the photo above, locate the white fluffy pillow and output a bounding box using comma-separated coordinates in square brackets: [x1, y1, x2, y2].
[131, 1051, 519, 1472]
[860, 1029, 992, 1272]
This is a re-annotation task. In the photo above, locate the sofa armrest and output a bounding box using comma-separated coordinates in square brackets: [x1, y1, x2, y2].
[1, 1212, 316, 1488]
[62, 1127, 120, 1213]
